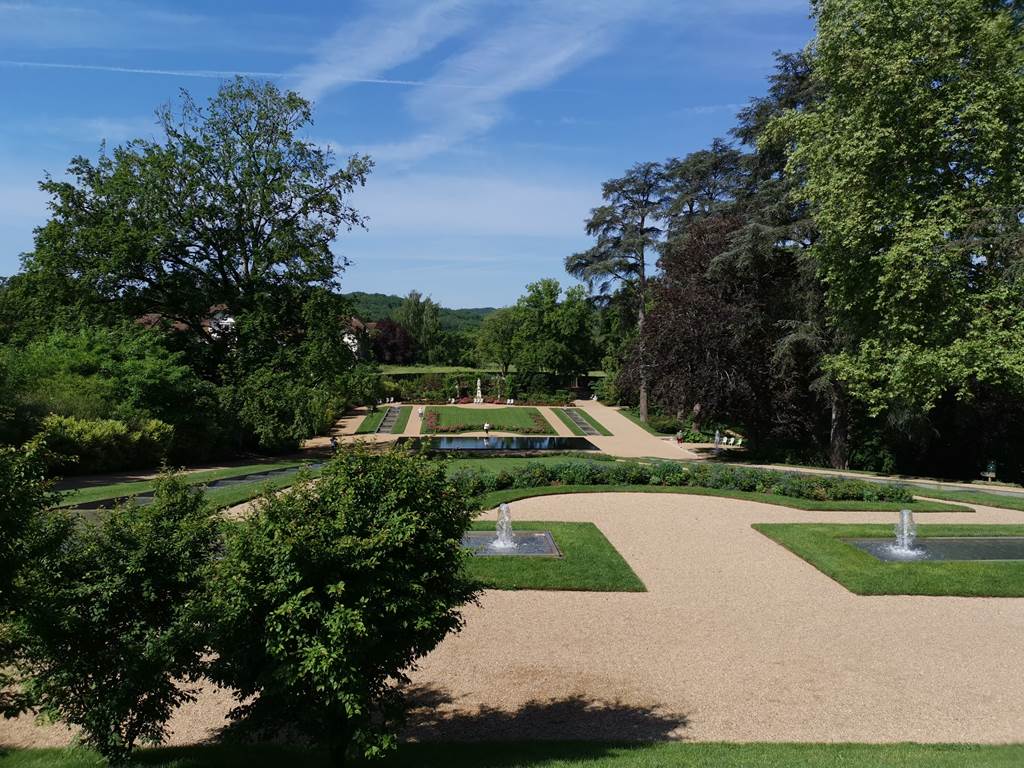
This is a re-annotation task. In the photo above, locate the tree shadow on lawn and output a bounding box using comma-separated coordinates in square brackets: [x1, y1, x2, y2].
[403, 684, 688, 743]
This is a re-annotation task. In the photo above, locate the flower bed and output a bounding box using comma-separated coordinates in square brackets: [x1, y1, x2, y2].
[421, 406, 556, 435]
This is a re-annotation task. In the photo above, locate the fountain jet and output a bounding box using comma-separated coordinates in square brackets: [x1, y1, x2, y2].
[492, 502, 517, 550]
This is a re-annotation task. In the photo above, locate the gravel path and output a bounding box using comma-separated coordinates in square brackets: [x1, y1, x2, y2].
[5, 494, 1023, 748]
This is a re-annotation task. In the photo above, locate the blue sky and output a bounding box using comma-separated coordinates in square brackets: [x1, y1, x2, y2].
[0, 0, 813, 307]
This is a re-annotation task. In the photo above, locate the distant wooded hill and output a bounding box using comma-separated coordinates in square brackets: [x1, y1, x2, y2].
[344, 291, 497, 332]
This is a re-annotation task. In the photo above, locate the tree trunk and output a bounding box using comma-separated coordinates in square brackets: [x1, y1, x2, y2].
[829, 382, 850, 469]
[637, 260, 649, 422]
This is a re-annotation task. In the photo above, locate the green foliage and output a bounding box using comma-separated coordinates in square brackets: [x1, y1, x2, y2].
[0, 325, 220, 455]
[206, 447, 479, 762]
[511, 280, 596, 377]
[567, 161, 669, 419]
[455, 459, 912, 503]
[344, 291, 495, 332]
[780, 0, 1024, 415]
[0, 445, 66, 715]
[12, 474, 218, 762]
[475, 307, 518, 375]
[30, 414, 173, 475]
[219, 368, 335, 452]
[28, 79, 370, 337]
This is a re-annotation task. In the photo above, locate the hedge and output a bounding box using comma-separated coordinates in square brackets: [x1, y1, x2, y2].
[449, 460, 913, 504]
[31, 414, 174, 475]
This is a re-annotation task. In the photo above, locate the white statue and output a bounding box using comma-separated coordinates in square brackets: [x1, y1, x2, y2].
[474, 377, 483, 403]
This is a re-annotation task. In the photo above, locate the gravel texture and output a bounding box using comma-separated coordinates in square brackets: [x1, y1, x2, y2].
[5, 495, 1023, 748]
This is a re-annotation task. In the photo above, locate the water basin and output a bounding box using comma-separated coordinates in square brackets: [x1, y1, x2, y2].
[848, 536, 1024, 562]
[396, 436, 598, 453]
[462, 531, 562, 557]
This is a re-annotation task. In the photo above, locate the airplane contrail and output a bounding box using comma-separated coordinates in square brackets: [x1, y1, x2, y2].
[0, 59, 500, 90]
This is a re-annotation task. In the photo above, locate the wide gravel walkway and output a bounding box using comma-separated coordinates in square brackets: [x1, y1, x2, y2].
[3, 494, 1023, 748]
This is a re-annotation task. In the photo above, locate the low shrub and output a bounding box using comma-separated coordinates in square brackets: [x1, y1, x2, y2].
[551, 461, 607, 486]
[470, 459, 913, 503]
[31, 414, 173, 474]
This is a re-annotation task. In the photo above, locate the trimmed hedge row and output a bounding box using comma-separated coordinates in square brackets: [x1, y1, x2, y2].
[450, 460, 913, 503]
[30, 414, 173, 474]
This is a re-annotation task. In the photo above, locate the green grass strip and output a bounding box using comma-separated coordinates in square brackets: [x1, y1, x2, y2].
[390, 405, 412, 433]
[553, 408, 585, 435]
[911, 487, 1024, 512]
[617, 407, 667, 435]
[465, 521, 644, 592]
[754, 522, 1024, 596]
[573, 408, 612, 436]
[59, 461, 308, 508]
[356, 409, 387, 434]
[479, 484, 970, 513]
[3, 742, 1023, 767]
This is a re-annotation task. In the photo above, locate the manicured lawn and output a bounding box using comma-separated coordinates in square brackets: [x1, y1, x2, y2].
[465, 521, 644, 592]
[553, 407, 585, 435]
[912, 487, 1024, 512]
[3, 742, 1022, 767]
[58, 461, 309, 508]
[379, 365, 500, 375]
[617, 407, 667, 435]
[554, 408, 612, 436]
[391, 405, 412, 433]
[69, 467, 326, 519]
[421, 406, 555, 435]
[754, 523, 1024, 596]
[203, 466, 325, 510]
[356, 409, 387, 434]
[479, 485, 970, 513]
[574, 408, 612, 436]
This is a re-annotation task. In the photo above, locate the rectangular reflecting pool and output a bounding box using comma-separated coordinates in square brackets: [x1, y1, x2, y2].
[849, 536, 1024, 562]
[395, 436, 598, 453]
[462, 531, 562, 557]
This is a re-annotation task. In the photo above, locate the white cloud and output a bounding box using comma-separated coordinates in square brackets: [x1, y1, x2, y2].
[292, 0, 476, 101]
[362, 0, 658, 162]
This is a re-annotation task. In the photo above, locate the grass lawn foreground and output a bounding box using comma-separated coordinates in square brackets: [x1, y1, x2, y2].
[2, 742, 1022, 767]
[422, 405, 555, 435]
[912, 487, 1024, 512]
[755, 523, 1024, 596]
[356, 409, 387, 434]
[59, 461, 311, 508]
[465, 520, 644, 592]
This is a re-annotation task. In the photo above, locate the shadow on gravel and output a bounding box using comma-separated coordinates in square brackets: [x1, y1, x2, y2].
[403, 685, 688, 742]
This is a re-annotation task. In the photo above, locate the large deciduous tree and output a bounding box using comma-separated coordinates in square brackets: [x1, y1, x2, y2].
[779, 0, 1024, 428]
[512, 279, 595, 378]
[566, 162, 668, 420]
[475, 307, 518, 377]
[29, 78, 372, 341]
